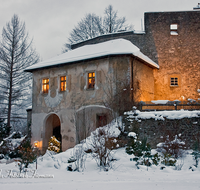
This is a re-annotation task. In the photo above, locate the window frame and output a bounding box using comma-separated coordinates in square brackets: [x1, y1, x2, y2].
[170, 24, 178, 35]
[170, 77, 178, 86]
[87, 72, 95, 89]
[60, 76, 67, 92]
[42, 78, 49, 94]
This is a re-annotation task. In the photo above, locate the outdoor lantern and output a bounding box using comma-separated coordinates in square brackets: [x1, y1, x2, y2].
[34, 141, 39, 170]
[34, 141, 38, 148]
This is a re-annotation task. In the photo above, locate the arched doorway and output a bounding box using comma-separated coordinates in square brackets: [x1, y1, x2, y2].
[43, 114, 61, 151]
[76, 105, 113, 144]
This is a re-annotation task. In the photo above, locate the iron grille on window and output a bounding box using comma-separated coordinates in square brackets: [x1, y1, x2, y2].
[170, 77, 178, 86]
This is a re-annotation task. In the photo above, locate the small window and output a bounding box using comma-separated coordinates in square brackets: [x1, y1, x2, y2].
[97, 115, 107, 128]
[42, 78, 49, 93]
[60, 76, 66, 91]
[170, 77, 178, 86]
[170, 24, 178, 35]
[88, 72, 95, 89]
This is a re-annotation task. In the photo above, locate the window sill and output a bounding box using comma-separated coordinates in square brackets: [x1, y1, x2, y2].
[86, 88, 95, 91]
[170, 85, 179, 87]
[41, 92, 48, 96]
[59, 90, 66, 93]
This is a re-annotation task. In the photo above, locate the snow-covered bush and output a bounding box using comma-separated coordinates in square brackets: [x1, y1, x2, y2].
[160, 153, 176, 166]
[192, 151, 200, 168]
[191, 140, 200, 168]
[72, 144, 87, 172]
[0, 131, 26, 159]
[126, 132, 152, 168]
[0, 153, 4, 160]
[89, 126, 118, 171]
[17, 139, 37, 172]
[157, 135, 185, 159]
[151, 153, 160, 166]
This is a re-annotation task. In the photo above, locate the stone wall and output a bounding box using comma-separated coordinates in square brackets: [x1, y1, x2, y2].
[123, 115, 200, 149]
[145, 11, 200, 101]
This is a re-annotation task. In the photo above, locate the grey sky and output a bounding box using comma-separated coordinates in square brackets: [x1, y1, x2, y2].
[0, 0, 198, 61]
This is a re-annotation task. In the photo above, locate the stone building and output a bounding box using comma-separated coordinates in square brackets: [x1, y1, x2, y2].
[25, 39, 158, 152]
[25, 8, 200, 152]
[72, 9, 200, 101]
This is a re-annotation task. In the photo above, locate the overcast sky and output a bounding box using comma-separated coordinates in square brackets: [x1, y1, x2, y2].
[0, 0, 199, 61]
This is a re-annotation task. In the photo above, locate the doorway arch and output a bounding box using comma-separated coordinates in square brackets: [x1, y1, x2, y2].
[43, 113, 61, 151]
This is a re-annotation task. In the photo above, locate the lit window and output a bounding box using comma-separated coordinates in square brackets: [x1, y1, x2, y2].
[88, 72, 95, 89]
[42, 78, 49, 93]
[60, 76, 66, 91]
[170, 24, 178, 35]
[170, 77, 178, 86]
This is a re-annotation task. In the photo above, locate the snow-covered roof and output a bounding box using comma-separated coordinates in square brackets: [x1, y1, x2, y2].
[26, 105, 32, 111]
[25, 39, 159, 72]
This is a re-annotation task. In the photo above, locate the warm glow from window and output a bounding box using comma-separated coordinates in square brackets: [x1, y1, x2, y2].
[88, 72, 95, 89]
[42, 78, 49, 93]
[60, 76, 66, 91]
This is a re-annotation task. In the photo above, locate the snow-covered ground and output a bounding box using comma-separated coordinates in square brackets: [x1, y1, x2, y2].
[0, 147, 200, 190]
[1, 110, 200, 190]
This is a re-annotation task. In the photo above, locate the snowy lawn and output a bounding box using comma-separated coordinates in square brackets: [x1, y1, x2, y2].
[1, 111, 200, 190]
[0, 148, 200, 190]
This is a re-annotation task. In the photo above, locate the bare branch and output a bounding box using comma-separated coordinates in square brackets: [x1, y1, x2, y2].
[66, 5, 133, 46]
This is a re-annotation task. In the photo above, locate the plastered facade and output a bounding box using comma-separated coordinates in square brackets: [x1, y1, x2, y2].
[30, 56, 155, 152]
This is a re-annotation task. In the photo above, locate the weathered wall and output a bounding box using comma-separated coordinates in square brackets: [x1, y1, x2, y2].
[108, 56, 155, 102]
[132, 58, 155, 101]
[31, 58, 111, 152]
[31, 55, 154, 152]
[76, 106, 113, 143]
[144, 11, 200, 101]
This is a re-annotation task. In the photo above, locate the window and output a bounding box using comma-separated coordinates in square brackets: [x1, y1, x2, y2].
[170, 24, 178, 35]
[88, 72, 95, 89]
[170, 77, 178, 86]
[97, 114, 107, 128]
[60, 76, 66, 91]
[42, 78, 49, 93]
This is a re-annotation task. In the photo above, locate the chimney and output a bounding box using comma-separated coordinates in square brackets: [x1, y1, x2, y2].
[193, 3, 200, 10]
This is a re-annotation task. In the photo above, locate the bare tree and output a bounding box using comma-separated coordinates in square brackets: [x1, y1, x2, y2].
[67, 5, 133, 45]
[0, 14, 39, 129]
[103, 5, 128, 33]
[68, 13, 103, 44]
